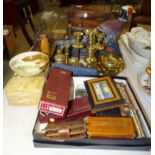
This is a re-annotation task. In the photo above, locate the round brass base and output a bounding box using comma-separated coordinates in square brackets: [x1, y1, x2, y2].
[72, 42, 84, 49]
[94, 43, 104, 50]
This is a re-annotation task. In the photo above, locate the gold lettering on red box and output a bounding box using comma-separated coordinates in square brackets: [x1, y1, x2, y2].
[60, 71, 66, 74]
[46, 91, 57, 100]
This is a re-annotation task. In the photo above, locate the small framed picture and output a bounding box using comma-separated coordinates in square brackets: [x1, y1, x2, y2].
[92, 80, 114, 101]
[84, 76, 124, 112]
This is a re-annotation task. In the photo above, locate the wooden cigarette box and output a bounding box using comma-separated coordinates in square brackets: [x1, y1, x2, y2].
[86, 116, 136, 139]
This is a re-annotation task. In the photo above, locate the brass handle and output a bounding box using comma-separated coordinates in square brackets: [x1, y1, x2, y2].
[130, 109, 145, 138]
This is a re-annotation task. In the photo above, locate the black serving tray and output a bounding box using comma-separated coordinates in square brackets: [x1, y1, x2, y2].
[32, 76, 151, 150]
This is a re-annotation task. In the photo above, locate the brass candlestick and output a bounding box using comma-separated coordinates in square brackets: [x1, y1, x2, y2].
[71, 32, 84, 66]
[84, 45, 97, 68]
[83, 29, 98, 68]
[54, 47, 65, 64]
[94, 31, 105, 50]
[64, 43, 70, 64]
[84, 29, 95, 46]
[72, 32, 84, 49]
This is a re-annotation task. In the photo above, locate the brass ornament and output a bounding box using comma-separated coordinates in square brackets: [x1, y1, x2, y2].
[94, 31, 105, 50]
[98, 53, 124, 75]
[53, 29, 124, 76]
[84, 45, 97, 68]
[54, 47, 65, 64]
[64, 43, 70, 64]
[71, 32, 84, 66]
[72, 32, 84, 49]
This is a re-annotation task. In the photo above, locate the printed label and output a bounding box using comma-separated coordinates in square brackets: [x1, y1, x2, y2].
[39, 101, 65, 116]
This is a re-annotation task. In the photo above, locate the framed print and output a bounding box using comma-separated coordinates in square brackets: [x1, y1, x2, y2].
[92, 80, 114, 101]
[84, 76, 124, 112]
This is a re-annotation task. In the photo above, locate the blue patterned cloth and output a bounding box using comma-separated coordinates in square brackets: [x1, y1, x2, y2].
[71, 43, 122, 58]
[51, 63, 99, 76]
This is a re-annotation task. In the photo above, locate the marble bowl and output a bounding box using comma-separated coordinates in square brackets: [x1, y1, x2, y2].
[9, 51, 49, 77]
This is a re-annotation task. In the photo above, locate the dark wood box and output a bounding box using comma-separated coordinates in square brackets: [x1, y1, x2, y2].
[68, 5, 111, 29]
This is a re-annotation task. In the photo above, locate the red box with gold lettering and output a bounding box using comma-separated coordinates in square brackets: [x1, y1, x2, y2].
[67, 96, 95, 119]
[39, 68, 72, 117]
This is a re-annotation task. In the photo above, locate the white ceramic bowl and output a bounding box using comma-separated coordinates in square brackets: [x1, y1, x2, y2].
[9, 51, 49, 77]
[128, 27, 151, 58]
[128, 36, 151, 58]
[131, 27, 150, 39]
[120, 34, 149, 66]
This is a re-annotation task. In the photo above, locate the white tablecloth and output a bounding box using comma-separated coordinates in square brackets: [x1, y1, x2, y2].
[3, 39, 151, 155]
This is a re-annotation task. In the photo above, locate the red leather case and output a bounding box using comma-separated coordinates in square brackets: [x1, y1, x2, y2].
[67, 96, 94, 118]
[39, 68, 72, 116]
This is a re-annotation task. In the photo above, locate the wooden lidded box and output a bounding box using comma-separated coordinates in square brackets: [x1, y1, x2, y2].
[68, 5, 111, 29]
[5, 75, 46, 106]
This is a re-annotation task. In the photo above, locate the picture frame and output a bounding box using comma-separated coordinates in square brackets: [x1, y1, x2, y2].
[84, 76, 124, 112]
